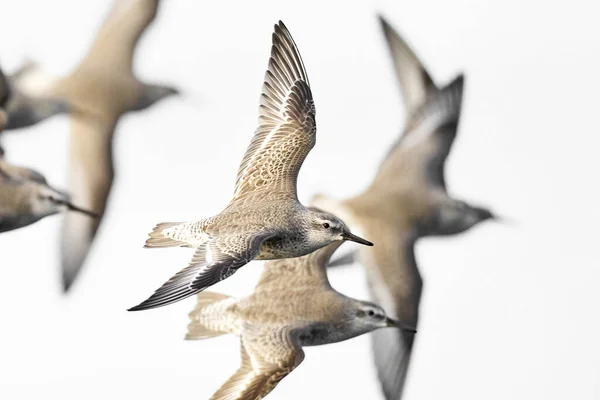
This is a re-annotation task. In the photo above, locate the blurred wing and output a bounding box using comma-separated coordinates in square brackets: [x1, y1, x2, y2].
[379, 16, 436, 114]
[361, 225, 420, 400]
[83, 0, 160, 72]
[233, 21, 315, 201]
[61, 115, 116, 292]
[375, 76, 464, 191]
[210, 328, 304, 400]
[370, 326, 415, 400]
[379, 17, 436, 115]
[255, 241, 343, 291]
[129, 234, 270, 311]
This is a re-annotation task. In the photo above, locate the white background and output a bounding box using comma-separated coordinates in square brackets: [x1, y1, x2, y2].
[0, 0, 598, 399]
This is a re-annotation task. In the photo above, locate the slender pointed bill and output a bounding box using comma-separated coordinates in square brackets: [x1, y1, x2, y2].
[386, 317, 417, 333]
[341, 231, 373, 246]
[65, 202, 100, 219]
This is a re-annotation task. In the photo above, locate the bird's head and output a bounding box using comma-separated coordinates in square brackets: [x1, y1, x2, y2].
[305, 208, 373, 248]
[348, 300, 416, 334]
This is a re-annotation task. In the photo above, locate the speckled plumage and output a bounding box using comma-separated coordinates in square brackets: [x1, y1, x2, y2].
[311, 16, 496, 400]
[129, 21, 372, 312]
[186, 242, 416, 400]
[7, 0, 179, 291]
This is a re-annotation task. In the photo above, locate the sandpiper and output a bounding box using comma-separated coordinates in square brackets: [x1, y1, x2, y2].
[0, 158, 98, 233]
[311, 16, 496, 400]
[186, 241, 415, 400]
[10, 0, 180, 291]
[128, 21, 373, 312]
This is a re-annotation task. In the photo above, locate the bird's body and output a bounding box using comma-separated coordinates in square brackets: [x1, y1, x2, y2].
[129, 21, 372, 312]
[186, 242, 415, 400]
[5, 0, 179, 291]
[311, 16, 495, 400]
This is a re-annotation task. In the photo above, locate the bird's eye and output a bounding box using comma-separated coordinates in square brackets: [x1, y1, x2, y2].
[322, 223, 330, 229]
[367, 310, 375, 317]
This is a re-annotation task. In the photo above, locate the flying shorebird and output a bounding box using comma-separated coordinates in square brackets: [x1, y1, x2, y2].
[0, 158, 98, 233]
[311, 16, 496, 400]
[186, 241, 416, 400]
[128, 21, 373, 312]
[10, 0, 180, 291]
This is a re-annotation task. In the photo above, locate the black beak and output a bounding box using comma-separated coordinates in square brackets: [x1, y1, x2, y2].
[49, 195, 100, 219]
[66, 202, 101, 219]
[386, 317, 417, 333]
[341, 230, 373, 246]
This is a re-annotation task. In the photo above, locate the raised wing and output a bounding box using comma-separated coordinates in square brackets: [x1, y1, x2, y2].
[379, 15, 436, 114]
[82, 0, 160, 73]
[374, 75, 464, 191]
[129, 233, 271, 311]
[254, 241, 343, 292]
[232, 21, 315, 201]
[210, 327, 304, 400]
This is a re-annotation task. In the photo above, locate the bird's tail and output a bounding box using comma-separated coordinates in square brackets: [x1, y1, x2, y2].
[144, 222, 188, 248]
[185, 292, 234, 340]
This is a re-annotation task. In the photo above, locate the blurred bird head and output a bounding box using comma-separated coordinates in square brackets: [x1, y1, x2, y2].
[305, 207, 373, 248]
[32, 184, 99, 219]
[348, 300, 416, 335]
[429, 200, 496, 235]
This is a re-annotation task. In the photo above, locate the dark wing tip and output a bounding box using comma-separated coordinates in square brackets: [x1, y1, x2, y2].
[378, 15, 397, 40]
[62, 271, 77, 293]
[378, 14, 391, 29]
[127, 290, 191, 312]
[446, 73, 465, 91]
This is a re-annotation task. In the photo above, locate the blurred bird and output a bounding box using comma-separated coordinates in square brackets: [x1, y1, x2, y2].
[0, 158, 98, 233]
[128, 21, 372, 312]
[9, 0, 180, 291]
[186, 241, 416, 400]
[311, 16, 496, 400]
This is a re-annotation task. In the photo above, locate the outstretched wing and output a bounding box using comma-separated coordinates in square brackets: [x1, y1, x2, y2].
[255, 241, 343, 291]
[232, 21, 315, 201]
[82, 0, 160, 73]
[129, 233, 272, 311]
[210, 327, 304, 400]
[375, 75, 464, 191]
[61, 115, 116, 292]
[378, 15, 436, 114]
[360, 225, 421, 400]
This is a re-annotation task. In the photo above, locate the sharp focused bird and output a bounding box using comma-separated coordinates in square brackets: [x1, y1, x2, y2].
[311, 15, 496, 400]
[128, 21, 372, 312]
[186, 241, 415, 400]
